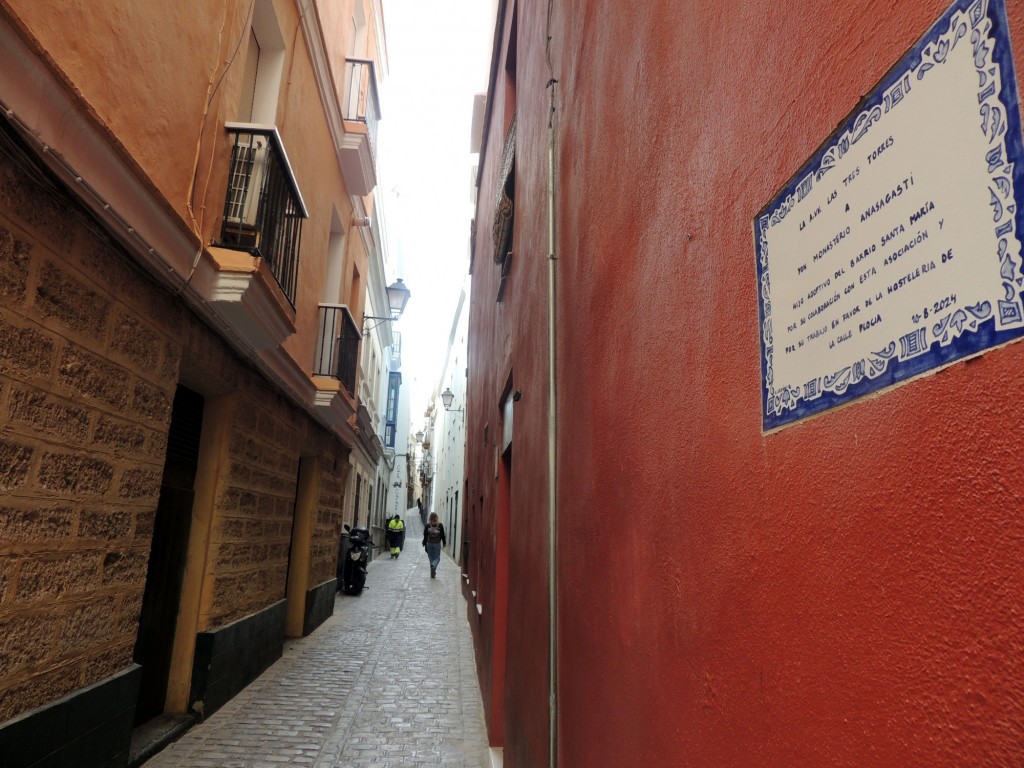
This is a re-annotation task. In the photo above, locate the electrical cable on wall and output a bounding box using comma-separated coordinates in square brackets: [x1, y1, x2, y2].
[182, 0, 257, 291]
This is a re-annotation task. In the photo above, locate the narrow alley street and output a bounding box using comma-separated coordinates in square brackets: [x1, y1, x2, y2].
[142, 512, 492, 768]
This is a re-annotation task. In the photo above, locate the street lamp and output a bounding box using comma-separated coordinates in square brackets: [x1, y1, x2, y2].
[440, 387, 464, 413]
[363, 278, 411, 331]
[414, 430, 424, 444]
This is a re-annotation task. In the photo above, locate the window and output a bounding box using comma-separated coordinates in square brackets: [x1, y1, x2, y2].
[323, 209, 347, 304]
[219, 126, 305, 304]
[245, 0, 285, 124]
[217, 2, 303, 305]
[494, 4, 517, 302]
[239, 30, 260, 122]
[384, 372, 401, 449]
[386, 373, 400, 421]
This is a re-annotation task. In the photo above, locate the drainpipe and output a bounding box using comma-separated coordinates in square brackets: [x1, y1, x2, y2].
[546, 114, 558, 768]
[545, 3, 559, 762]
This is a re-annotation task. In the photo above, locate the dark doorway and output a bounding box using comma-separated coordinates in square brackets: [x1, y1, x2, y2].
[133, 385, 205, 724]
[452, 490, 459, 563]
[489, 442, 512, 745]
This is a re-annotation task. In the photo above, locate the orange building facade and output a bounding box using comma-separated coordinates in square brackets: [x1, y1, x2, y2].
[0, 1, 396, 765]
[465, 0, 1024, 766]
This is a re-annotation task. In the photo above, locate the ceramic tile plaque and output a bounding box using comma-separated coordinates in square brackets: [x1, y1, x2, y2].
[755, 0, 1024, 431]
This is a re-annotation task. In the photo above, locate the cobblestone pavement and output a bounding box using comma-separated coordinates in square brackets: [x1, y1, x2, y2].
[144, 511, 491, 768]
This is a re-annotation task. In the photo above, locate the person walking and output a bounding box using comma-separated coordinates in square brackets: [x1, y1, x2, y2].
[387, 514, 405, 558]
[422, 512, 446, 578]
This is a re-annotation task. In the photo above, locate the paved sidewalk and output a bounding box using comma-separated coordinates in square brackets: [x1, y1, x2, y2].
[144, 510, 491, 767]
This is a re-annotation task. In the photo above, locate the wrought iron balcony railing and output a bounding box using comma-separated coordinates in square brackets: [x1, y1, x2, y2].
[343, 58, 381, 157]
[314, 304, 362, 396]
[218, 124, 307, 306]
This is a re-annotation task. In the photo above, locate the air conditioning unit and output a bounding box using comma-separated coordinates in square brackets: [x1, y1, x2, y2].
[224, 137, 268, 248]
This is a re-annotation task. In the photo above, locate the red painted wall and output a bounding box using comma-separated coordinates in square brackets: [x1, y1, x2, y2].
[466, 1, 1024, 766]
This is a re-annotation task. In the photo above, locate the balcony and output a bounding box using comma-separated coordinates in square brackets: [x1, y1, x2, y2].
[217, 124, 307, 306]
[314, 304, 362, 397]
[339, 58, 380, 196]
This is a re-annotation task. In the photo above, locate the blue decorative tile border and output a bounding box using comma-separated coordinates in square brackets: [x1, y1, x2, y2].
[755, 0, 1024, 431]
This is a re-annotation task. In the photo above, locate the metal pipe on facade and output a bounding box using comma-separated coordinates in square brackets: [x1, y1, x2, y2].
[547, 119, 558, 768]
[544, 4, 560, 764]
[546, 45, 559, 768]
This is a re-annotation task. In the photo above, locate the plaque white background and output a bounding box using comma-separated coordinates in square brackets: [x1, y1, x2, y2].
[756, 0, 1024, 430]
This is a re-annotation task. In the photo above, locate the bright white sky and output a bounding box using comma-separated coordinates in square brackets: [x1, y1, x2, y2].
[377, 0, 495, 429]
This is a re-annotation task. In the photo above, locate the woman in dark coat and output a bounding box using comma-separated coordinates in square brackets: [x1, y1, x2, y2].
[422, 512, 446, 578]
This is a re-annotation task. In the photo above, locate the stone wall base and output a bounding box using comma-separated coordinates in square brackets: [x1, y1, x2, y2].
[188, 600, 286, 718]
[303, 578, 337, 637]
[0, 664, 141, 768]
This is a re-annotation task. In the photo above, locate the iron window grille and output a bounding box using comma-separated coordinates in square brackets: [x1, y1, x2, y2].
[218, 123, 308, 306]
[314, 304, 362, 397]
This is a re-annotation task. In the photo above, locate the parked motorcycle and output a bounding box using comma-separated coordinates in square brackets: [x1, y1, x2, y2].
[339, 524, 370, 595]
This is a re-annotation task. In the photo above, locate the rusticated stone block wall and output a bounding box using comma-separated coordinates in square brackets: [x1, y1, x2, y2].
[203, 380, 354, 628]
[0, 146, 353, 727]
[0, 153, 182, 724]
[206, 389, 304, 628]
[310, 443, 348, 585]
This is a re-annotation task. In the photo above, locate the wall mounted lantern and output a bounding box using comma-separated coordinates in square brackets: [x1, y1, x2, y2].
[441, 387, 464, 413]
[363, 278, 411, 332]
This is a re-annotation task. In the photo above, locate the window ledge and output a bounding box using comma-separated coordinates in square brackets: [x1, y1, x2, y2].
[339, 128, 377, 195]
[311, 376, 358, 436]
[193, 246, 297, 349]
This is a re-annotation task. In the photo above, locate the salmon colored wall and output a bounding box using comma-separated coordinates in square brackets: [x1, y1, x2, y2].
[0, 0, 227, 224]
[468, 0, 1024, 766]
[317, 0, 383, 94]
[1, 0, 368, 377]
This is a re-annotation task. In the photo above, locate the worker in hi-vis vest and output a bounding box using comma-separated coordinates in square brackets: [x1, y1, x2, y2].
[387, 514, 405, 558]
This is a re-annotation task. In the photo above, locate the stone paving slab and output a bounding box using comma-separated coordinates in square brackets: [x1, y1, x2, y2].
[144, 511, 491, 768]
